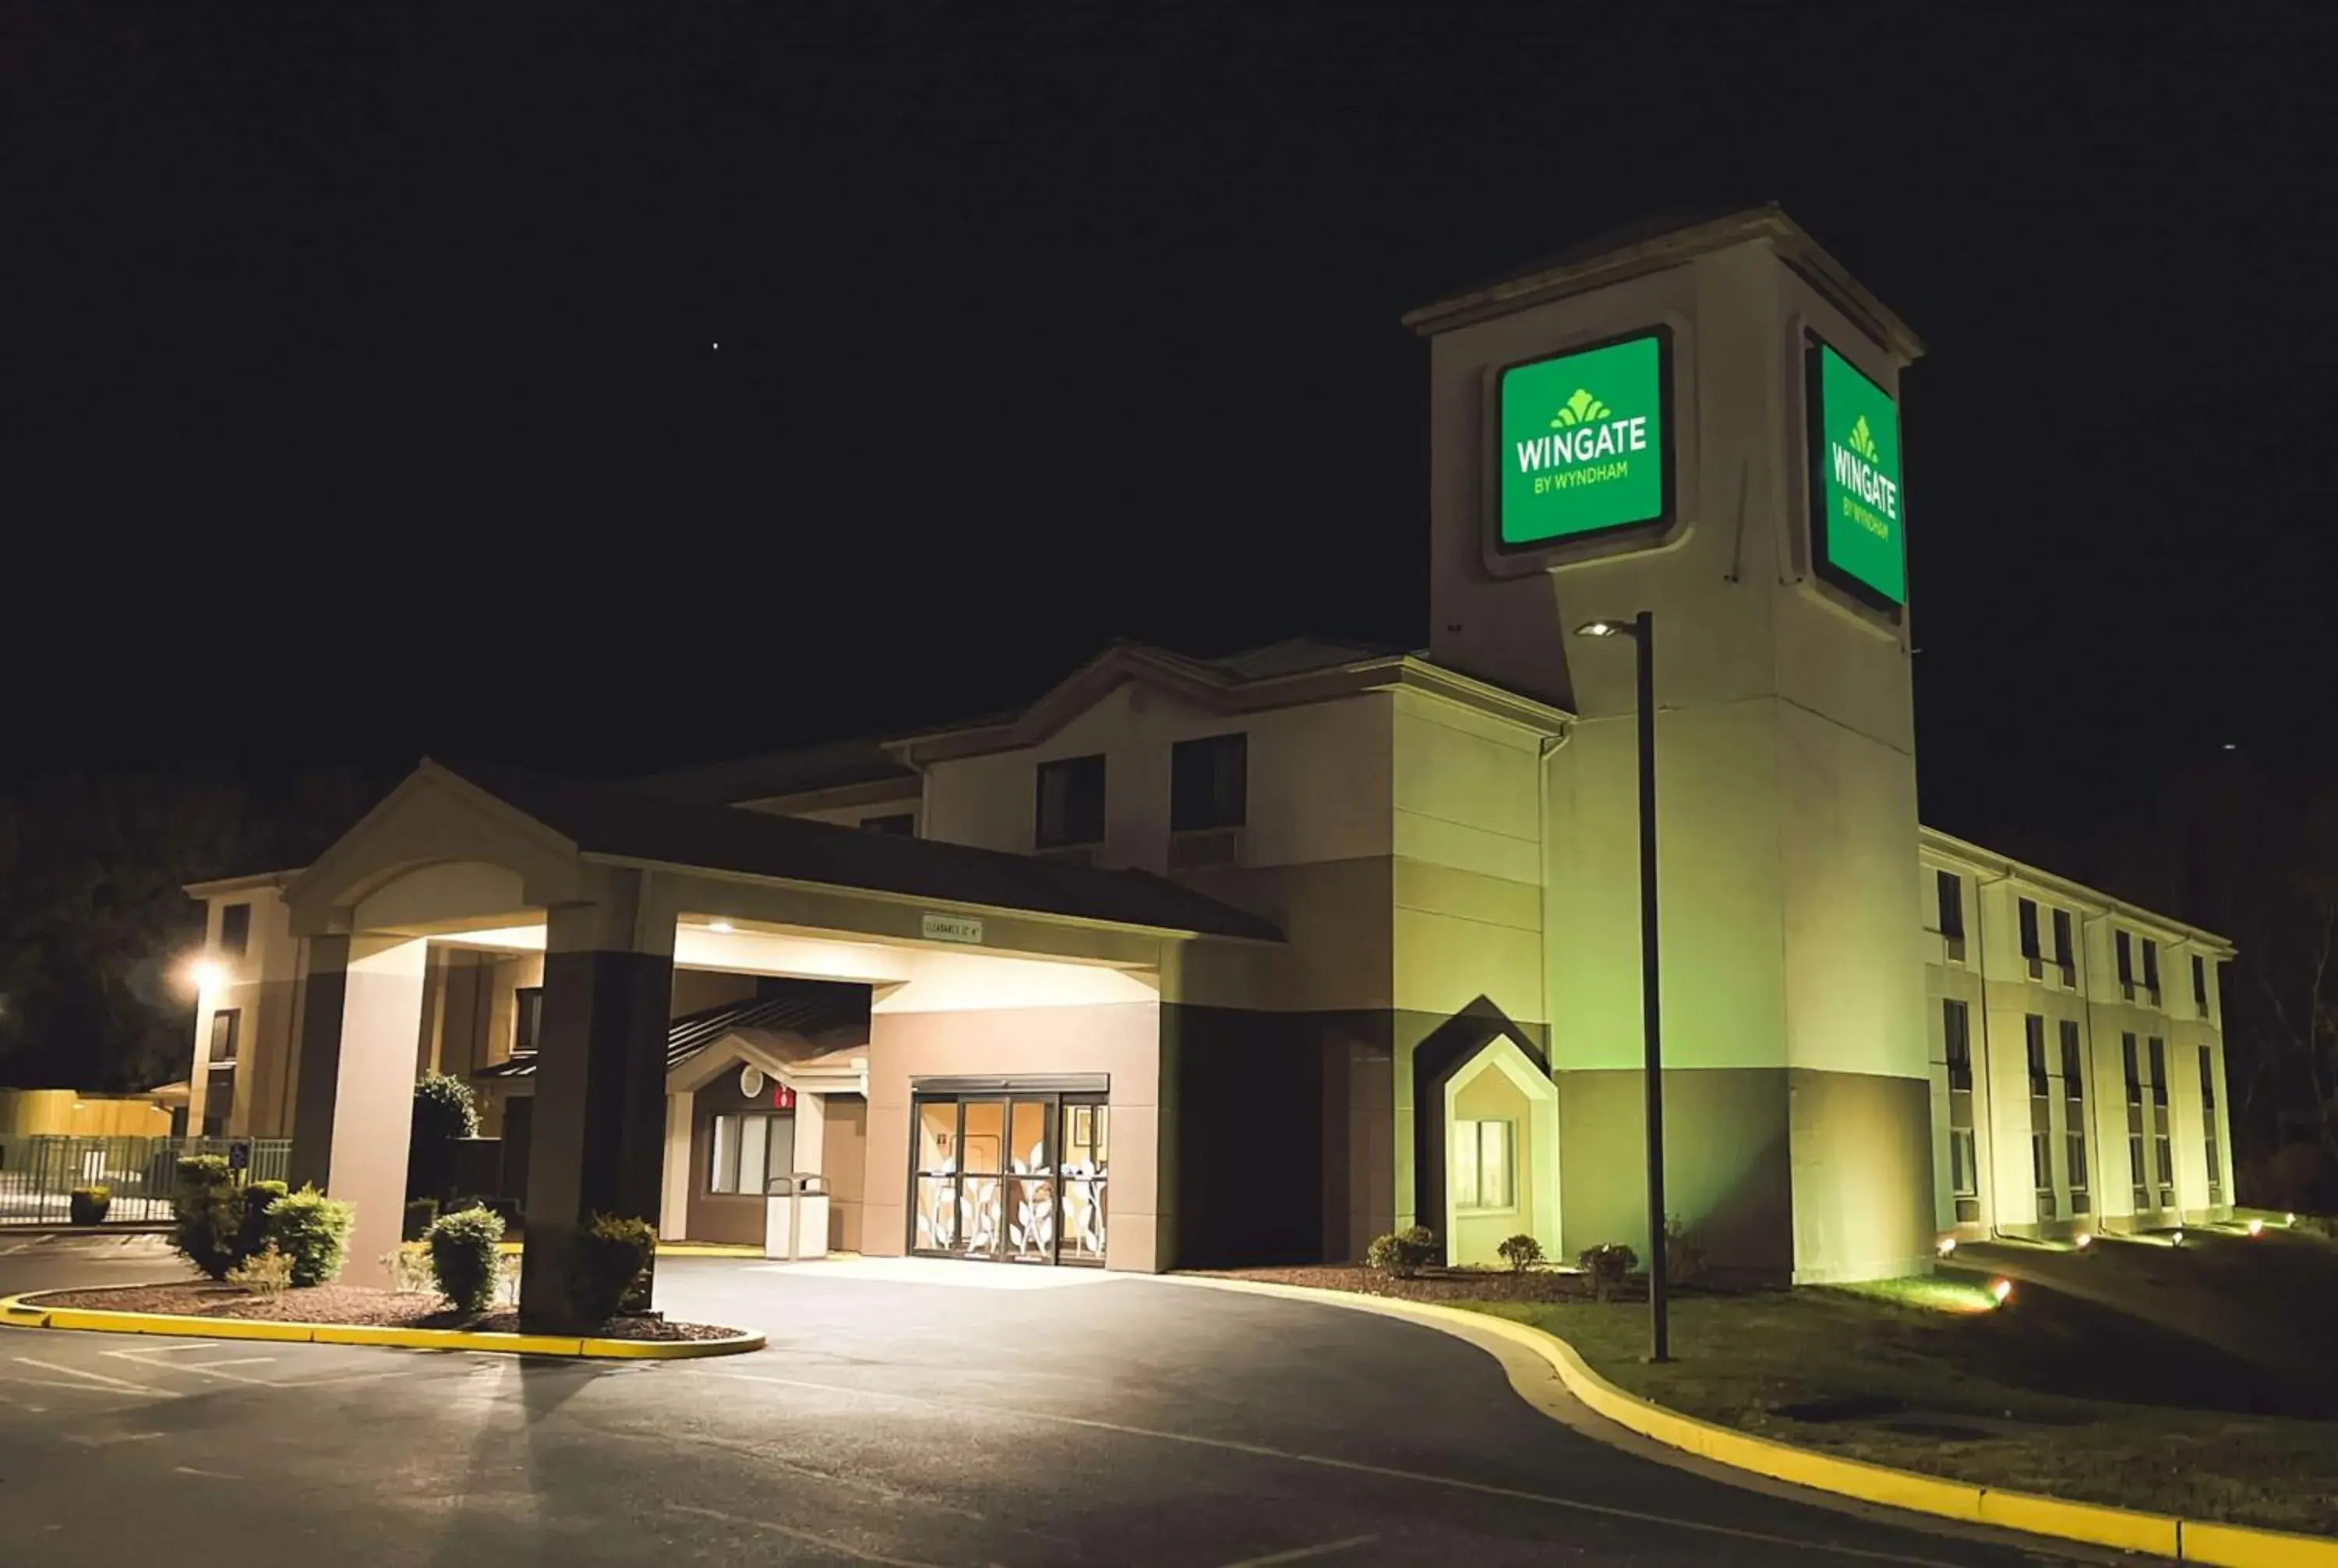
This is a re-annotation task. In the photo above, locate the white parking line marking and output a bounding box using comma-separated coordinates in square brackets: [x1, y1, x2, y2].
[12, 1358, 178, 1397]
[65, 1431, 163, 1448]
[666, 1504, 953, 1568]
[105, 1351, 277, 1385]
[690, 1370, 1981, 1568]
[174, 1464, 243, 1479]
[1219, 1538, 1377, 1568]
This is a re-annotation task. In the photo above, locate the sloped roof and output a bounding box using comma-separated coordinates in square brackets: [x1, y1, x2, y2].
[432, 761, 1281, 943]
[627, 736, 916, 807]
[478, 984, 869, 1080]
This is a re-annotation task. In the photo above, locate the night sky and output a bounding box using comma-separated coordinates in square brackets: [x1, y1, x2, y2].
[7, 5, 2334, 856]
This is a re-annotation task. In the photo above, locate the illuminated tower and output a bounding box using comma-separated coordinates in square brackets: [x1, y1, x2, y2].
[1406, 207, 1929, 1282]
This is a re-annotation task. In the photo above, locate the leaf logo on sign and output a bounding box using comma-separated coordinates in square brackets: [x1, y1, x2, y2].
[1549, 388, 1610, 429]
[1846, 414, 1881, 463]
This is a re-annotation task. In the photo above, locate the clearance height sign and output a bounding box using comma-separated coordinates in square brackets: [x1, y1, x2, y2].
[1807, 339, 1906, 606]
[1496, 330, 1670, 549]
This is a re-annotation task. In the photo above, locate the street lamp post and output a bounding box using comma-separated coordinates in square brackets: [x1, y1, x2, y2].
[1576, 611, 1669, 1364]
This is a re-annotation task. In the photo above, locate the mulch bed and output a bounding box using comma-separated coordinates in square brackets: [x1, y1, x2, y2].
[33, 1282, 745, 1342]
[1203, 1263, 1609, 1305]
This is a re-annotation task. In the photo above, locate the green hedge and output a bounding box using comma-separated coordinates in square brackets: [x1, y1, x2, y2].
[426, 1206, 506, 1314]
[263, 1187, 355, 1288]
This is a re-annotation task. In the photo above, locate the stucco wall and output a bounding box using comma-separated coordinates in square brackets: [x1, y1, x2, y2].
[860, 1000, 1163, 1270]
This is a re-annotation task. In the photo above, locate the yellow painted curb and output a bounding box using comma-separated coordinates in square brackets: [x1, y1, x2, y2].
[0, 1291, 764, 1361]
[2183, 1517, 2338, 1568]
[477, 1240, 765, 1259]
[1167, 1276, 2335, 1566]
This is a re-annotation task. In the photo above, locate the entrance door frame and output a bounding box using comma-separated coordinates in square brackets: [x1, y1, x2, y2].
[907, 1077, 1110, 1267]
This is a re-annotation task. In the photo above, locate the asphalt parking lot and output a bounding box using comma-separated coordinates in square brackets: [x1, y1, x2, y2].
[0, 1239, 2124, 1566]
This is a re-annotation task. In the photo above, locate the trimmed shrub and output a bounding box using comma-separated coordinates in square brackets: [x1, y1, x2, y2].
[383, 1242, 439, 1295]
[1497, 1233, 1544, 1273]
[171, 1156, 244, 1280]
[69, 1185, 111, 1226]
[408, 1072, 480, 1199]
[426, 1206, 506, 1314]
[1577, 1242, 1637, 1301]
[263, 1186, 355, 1287]
[574, 1213, 657, 1322]
[403, 1198, 439, 1241]
[228, 1245, 295, 1296]
[1365, 1225, 1438, 1278]
[1662, 1214, 1707, 1287]
[239, 1180, 288, 1259]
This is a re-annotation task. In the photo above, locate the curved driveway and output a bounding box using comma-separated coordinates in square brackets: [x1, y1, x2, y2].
[0, 1244, 2120, 1566]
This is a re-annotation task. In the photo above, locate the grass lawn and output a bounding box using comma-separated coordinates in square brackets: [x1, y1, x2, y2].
[1453, 1231, 2338, 1538]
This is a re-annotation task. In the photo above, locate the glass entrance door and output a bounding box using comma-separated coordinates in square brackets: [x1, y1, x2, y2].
[910, 1091, 1107, 1266]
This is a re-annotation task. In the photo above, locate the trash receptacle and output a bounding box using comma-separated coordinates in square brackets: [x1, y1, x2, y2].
[763, 1174, 832, 1261]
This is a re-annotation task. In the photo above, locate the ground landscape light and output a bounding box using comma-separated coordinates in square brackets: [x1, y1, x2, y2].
[2074, 1231, 2093, 1249]
[1989, 1278, 2013, 1305]
[2170, 1230, 2185, 1246]
[1935, 1235, 1957, 1257]
[2248, 1217, 2266, 1237]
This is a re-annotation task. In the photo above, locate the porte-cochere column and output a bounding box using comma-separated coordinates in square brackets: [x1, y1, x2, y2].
[519, 868, 675, 1333]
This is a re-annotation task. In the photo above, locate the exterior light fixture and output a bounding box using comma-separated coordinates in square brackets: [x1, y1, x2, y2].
[183, 955, 228, 994]
[1989, 1277, 2013, 1305]
[1575, 619, 1633, 639]
[707, 920, 735, 934]
[2170, 1230, 2184, 1247]
[1935, 1235, 1957, 1257]
[2074, 1231, 2093, 1250]
[2287, 1212, 2298, 1226]
[2247, 1218, 2266, 1238]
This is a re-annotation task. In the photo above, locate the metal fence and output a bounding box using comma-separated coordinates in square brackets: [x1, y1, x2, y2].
[0, 1136, 292, 1224]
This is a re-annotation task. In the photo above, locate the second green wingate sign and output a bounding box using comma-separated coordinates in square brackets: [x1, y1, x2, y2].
[1809, 339, 1907, 606]
[1498, 332, 1668, 549]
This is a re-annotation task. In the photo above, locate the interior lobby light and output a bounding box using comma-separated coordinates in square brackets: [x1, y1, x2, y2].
[707, 920, 735, 934]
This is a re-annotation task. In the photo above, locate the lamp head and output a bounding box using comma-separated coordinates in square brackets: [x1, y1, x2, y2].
[1575, 619, 1633, 640]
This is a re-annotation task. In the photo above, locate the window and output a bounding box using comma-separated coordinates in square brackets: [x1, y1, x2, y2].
[1950, 1126, 1980, 1201]
[2200, 1044, 2223, 1203]
[860, 812, 915, 836]
[202, 1066, 235, 1139]
[208, 1008, 242, 1065]
[708, 1112, 793, 1195]
[2018, 898, 2042, 960]
[1034, 754, 1107, 849]
[2052, 909, 2075, 977]
[2116, 930, 2135, 987]
[219, 902, 252, 956]
[1453, 1119, 1515, 1210]
[1944, 998, 1978, 1213]
[2025, 1015, 2054, 1217]
[2122, 1034, 2142, 1104]
[2060, 1020, 2089, 1207]
[513, 987, 544, 1054]
[2192, 955, 2209, 1014]
[2141, 939, 2160, 999]
[2147, 1037, 2167, 1107]
[1934, 871, 1965, 941]
[1942, 1001, 1972, 1090]
[1171, 733, 1248, 833]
